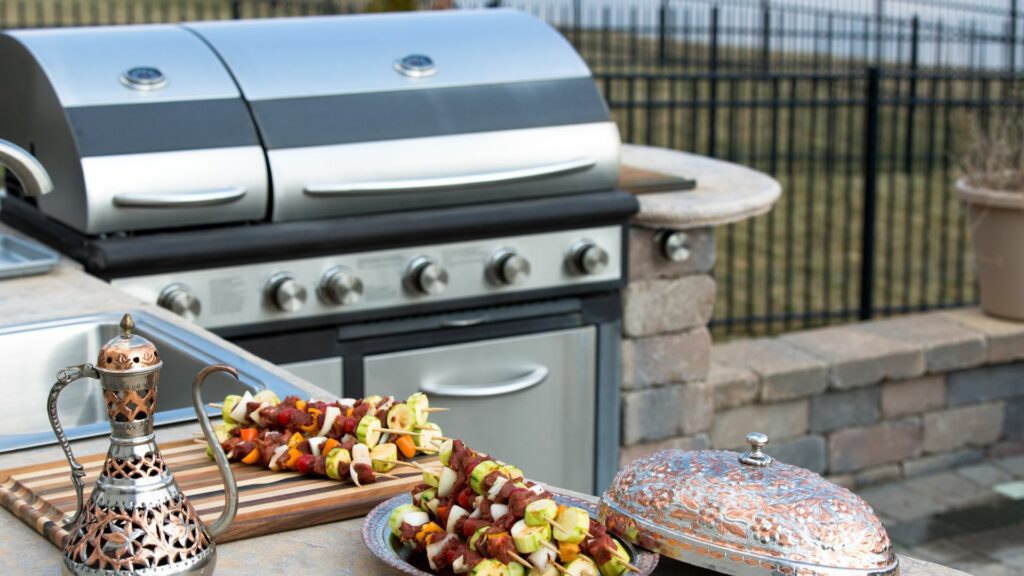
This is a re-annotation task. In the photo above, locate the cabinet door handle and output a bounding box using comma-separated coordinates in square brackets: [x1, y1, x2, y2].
[420, 366, 549, 398]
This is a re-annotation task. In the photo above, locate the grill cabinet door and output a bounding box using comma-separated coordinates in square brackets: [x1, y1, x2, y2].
[364, 327, 596, 493]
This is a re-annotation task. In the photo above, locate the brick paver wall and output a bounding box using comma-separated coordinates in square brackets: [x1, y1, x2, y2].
[620, 224, 1024, 489]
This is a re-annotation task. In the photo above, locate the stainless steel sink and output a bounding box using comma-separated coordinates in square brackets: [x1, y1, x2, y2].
[0, 311, 309, 452]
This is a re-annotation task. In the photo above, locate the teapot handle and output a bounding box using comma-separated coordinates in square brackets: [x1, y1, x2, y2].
[47, 363, 99, 530]
[192, 364, 240, 541]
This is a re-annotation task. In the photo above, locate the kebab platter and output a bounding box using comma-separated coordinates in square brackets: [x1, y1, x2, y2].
[374, 439, 647, 576]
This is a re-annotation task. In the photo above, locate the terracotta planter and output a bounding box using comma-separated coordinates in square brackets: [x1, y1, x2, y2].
[957, 176, 1024, 321]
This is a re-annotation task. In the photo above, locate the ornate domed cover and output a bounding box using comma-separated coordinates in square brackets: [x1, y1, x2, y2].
[599, 434, 898, 576]
[96, 314, 161, 372]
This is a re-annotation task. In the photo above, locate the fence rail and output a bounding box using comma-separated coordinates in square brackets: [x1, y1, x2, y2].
[0, 0, 1020, 337]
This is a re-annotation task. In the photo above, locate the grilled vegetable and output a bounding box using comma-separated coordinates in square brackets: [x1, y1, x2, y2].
[565, 557, 598, 576]
[524, 499, 557, 527]
[470, 460, 500, 494]
[371, 443, 399, 473]
[406, 392, 430, 427]
[222, 395, 242, 425]
[396, 435, 418, 459]
[415, 422, 443, 450]
[552, 507, 590, 544]
[356, 415, 383, 447]
[229, 391, 254, 423]
[511, 519, 552, 553]
[439, 438, 454, 466]
[438, 467, 458, 498]
[325, 447, 351, 480]
[597, 541, 631, 576]
[387, 403, 414, 431]
[389, 504, 420, 536]
[471, 559, 509, 576]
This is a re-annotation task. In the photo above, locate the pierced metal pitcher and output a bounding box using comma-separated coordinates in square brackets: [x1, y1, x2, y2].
[48, 313, 239, 575]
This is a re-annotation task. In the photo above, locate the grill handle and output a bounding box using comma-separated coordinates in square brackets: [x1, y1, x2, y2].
[304, 157, 596, 196]
[0, 139, 53, 197]
[112, 186, 247, 208]
[420, 366, 549, 398]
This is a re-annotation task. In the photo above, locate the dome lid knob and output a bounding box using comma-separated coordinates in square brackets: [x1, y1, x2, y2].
[96, 313, 161, 372]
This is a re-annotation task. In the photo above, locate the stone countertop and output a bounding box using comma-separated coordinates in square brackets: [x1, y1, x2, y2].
[623, 145, 782, 230]
[0, 225, 966, 576]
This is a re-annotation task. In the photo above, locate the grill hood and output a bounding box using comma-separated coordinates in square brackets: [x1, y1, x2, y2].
[0, 25, 269, 234]
[0, 10, 620, 234]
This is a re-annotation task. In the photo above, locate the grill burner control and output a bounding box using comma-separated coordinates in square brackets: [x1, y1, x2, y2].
[111, 226, 623, 330]
[487, 248, 531, 286]
[405, 256, 449, 295]
[319, 266, 363, 306]
[568, 240, 610, 276]
[266, 272, 307, 312]
[157, 284, 201, 321]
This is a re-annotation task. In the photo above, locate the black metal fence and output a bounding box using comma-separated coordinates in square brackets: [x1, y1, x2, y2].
[1, 0, 1020, 337]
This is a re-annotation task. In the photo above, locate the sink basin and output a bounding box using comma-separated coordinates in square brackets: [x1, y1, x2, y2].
[0, 311, 309, 452]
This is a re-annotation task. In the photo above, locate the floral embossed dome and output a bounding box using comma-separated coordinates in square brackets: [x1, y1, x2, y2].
[96, 314, 161, 373]
[599, 436, 898, 576]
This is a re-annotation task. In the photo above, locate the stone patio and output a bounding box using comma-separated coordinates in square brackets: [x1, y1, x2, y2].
[857, 455, 1024, 575]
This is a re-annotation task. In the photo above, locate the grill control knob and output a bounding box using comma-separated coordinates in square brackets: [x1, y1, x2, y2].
[320, 266, 363, 306]
[158, 284, 201, 322]
[266, 273, 307, 312]
[405, 256, 448, 295]
[487, 248, 531, 286]
[568, 240, 610, 276]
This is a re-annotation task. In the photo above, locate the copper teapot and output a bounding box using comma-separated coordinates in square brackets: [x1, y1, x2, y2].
[47, 313, 239, 575]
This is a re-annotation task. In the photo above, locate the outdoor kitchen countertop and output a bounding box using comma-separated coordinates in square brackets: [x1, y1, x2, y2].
[623, 144, 782, 230]
[0, 222, 967, 575]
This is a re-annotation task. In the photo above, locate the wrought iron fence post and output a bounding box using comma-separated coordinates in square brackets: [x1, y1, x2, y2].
[1011, 0, 1019, 73]
[860, 67, 881, 321]
[761, 2, 771, 71]
[904, 15, 919, 174]
[708, 6, 719, 157]
[658, 0, 668, 66]
[573, 0, 582, 47]
[231, 0, 241, 19]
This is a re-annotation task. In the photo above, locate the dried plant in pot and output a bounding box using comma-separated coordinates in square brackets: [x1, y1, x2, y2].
[957, 110, 1024, 321]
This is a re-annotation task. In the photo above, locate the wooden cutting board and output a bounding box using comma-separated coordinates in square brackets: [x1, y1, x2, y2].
[0, 439, 430, 547]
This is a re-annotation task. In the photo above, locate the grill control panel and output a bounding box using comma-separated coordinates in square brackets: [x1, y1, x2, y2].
[112, 225, 622, 329]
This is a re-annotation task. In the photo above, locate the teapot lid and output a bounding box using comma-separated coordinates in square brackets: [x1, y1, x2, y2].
[599, 433, 898, 576]
[95, 313, 161, 372]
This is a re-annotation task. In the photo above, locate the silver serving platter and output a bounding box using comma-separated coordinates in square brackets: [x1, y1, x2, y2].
[0, 233, 58, 279]
[363, 492, 660, 576]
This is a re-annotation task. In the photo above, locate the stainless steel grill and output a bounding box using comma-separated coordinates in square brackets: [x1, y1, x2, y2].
[0, 10, 619, 233]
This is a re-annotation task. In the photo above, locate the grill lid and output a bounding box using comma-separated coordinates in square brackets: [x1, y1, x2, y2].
[0, 25, 269, 234]
[186, 10, 621, 223]
[599, 433, 898, 576]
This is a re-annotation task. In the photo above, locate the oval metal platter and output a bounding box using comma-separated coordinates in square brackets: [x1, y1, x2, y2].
[363, 491, 660, 576]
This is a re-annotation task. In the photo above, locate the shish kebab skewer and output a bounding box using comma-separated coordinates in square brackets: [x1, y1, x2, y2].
[390, 438, 638, 576]
[204, 392, 445, 487]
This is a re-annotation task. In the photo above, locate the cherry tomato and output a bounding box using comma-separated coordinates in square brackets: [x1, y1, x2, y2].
[457, 488, 473, 510]
[277, 408, 293, 427]
[295, 454, 316, 475]
[342, 417, 357, 435]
